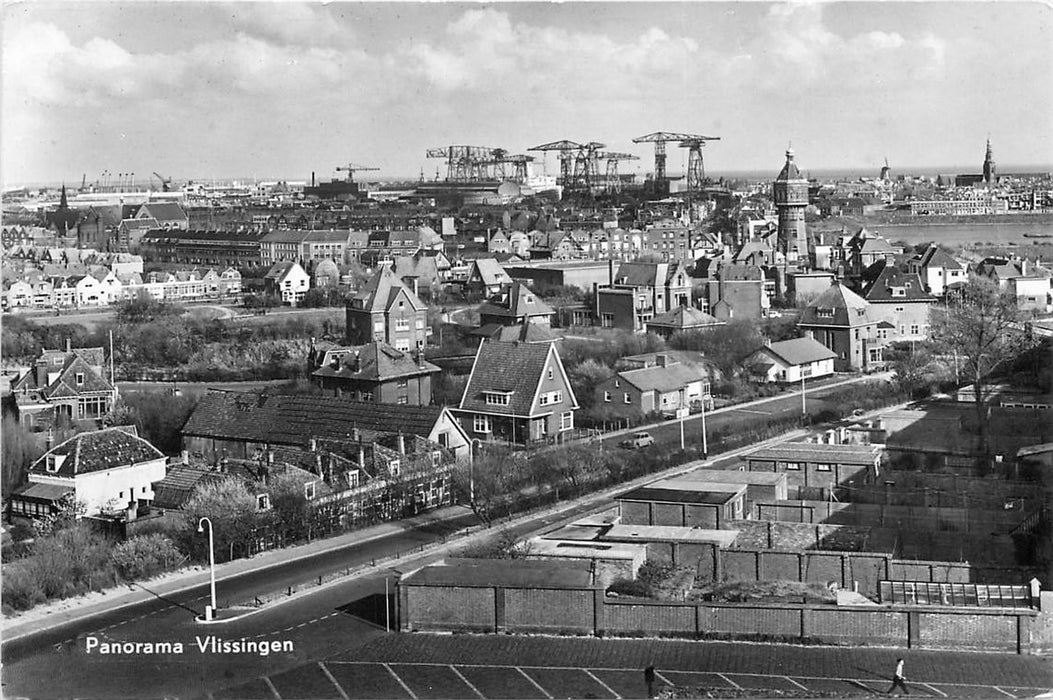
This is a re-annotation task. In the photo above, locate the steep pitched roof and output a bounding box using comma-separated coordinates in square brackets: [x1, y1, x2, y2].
[470, 321, 562, 344]
[182, 391, 452, 445]
[863, 266, 936, 303]
[478, 282, 555, 320]
[139, 202, 188, 222]
[757, 337, 837, 366]
[798, 282, 874, 328]
[29, 427, 163, 477]
[311, 342, 439, 382]
[349, 264, 426, 313]
[917, 244, 964, 271]
[470, 258, 512, 287]
[459, 340, 561, 416]
[775, 149, 805, 181]
[151, 463, 224, 509]
[41, 353, 113, 399]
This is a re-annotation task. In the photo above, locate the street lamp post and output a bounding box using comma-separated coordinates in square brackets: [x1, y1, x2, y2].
[197, 517, 217, 621]
[700, 396, 708, 459]
[801, 375, 807, 416]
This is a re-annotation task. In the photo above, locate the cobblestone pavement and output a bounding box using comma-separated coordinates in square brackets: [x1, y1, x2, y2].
[213, 633, 1053, 699]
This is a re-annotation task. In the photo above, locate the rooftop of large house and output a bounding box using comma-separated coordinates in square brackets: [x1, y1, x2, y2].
[311, 341, 439, 381]
[756, 337, 837, 366]
[29, 426, 162, 478]
[617, 362, 703, 394]
[183, 390, 453, 445]
[349, 263, 426, 313]
[478, 282, 555, 320]
[460, 340, 570, 417]
[646, 305, 724, 330]
[798, 281, 874, 328]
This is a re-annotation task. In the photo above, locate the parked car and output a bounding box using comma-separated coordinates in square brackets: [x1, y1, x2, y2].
[619, 432, 655, 449]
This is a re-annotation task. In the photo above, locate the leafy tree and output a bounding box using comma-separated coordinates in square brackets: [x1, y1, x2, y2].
[669, 320, 763, 379]
[450, 451, 528, 526]
[264, 469, 317, 541]
[567, 359, 613, 411]
[114, 290, 182, 324]
[182, 477, 262, 563]
[2, 417, 43, 498]
[120, 390, 200, 454]
[930, 276, 1035, 454]
[110, 533, 183, 580]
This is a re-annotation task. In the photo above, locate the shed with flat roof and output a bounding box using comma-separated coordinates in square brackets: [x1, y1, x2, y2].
[526, 538, 647, 588]
[742, 442, 882, 499]
[600, 524, 739, 578]
[615, 482, 747, 529]
[670, 468, 789, 503]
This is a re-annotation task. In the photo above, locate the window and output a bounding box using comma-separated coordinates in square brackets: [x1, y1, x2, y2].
[485, 392, 511, 406]
[304, 482, 316, 500]
[75, 373, 84, 386]
[389, 460, 400, 477]
[347, 471, 360, 488]
[142, 486, 147, 493]
[539, 393, 549, 406]
[547, 368, 554, 380]
[360, 391, 374, 402]
[910, 324, 919, 335]
[396, 396, 408, 405]
[604, 391, 611, 402]
[817, 308, 834, 318]
[474, 415, 491, 433]
[373, 321, 384, 333]
[256, 494, 271, 510]
[416, 319, 424, 329]
[395, 318, 409, 330]
[782, 462, 801, 471]
[394, 339, 410, 351]
[816, 464, 831, 472]
[119, 491, 124, 499]
[624, 392, 631, 404]
[397, 379, 409, 389]
[431, 450, 442, 467]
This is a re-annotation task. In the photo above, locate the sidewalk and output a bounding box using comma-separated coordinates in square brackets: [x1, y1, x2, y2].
[1, 504, 472, 642]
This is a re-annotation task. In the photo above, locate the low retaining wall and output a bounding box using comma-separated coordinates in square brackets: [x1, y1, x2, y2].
[400, 581, 1037, 654]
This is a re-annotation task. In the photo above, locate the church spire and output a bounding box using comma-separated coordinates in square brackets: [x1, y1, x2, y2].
[983, 137, 996, 186]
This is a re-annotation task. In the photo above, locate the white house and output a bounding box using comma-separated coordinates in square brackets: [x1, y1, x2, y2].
[264, 261, 310, 305]
[10, 427, 167, 518]
[747, 337, 837, 384]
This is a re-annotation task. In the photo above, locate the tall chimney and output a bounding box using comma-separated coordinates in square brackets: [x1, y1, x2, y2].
[66, 337, 71, 352]
[358, 444, 366, 469]
[312, 171, 316, 187]
[608, 259, 614, 285]
[397, 431, 405, 455]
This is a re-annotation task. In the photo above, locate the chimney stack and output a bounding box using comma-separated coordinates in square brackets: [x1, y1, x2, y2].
[397, 431, 406, 455]
[655, 354, 668, 368]
[66, 337, 71, 352]
[358, 444, 366, 469]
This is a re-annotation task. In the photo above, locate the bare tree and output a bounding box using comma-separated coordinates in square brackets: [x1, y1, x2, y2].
[930, 276, 1033, 455]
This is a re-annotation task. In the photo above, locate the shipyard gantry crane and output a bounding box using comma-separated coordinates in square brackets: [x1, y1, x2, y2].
[152, 172, 174, 192]
[335, 162, 380, 182]
[632, 131, 720, 196]
[426, 145, 500, 182]
[677, 135, 721, 194]
[598, 152, 639, 195]
[528, 140, 583, 189]
[482, 149, 535, 183]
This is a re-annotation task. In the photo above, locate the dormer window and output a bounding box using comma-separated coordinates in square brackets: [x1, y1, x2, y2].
[389, 460, 400, 477]
[817, 308, 834, 318]
[45, 454, 62, 473]
[891, 287, 906, 297]
[484, 391, 512, 406]
[256, 494, 271, 511]
[75, 373, 84, 386]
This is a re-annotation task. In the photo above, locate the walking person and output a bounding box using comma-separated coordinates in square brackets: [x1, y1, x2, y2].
[887, 658, 909, 696]
[643, 665, 656, 699]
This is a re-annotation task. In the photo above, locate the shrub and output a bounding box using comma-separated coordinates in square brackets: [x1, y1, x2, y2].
[111, 534, 183, 580]
[1, 564, 46, 611]
[606, 578, 653, 598]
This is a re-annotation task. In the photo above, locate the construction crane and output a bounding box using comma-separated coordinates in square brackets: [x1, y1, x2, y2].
[335, 162, 380, 182]
[598, 152, 639, 195]
[426, 145, 499, 182]
[633, 132, 717, 196]
[528, 140, 583, 189]
[152, 172, 174, 192]
[571, 142, 606, 195]
[678, 135, 721, 194]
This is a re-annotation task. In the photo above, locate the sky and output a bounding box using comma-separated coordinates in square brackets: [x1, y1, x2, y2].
[2, 1, 1052, 187]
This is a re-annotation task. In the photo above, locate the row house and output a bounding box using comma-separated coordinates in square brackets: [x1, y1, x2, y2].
[259, 229, 367, 267]
[139, 229, 264, 267]
[487, 229, 531, 258]
[596, 261, 692, 332]
[359, 227, 444, 267]
[181, 390, 472, 462]
[108, 267, 243, 304]
[639, 222, 695, 261]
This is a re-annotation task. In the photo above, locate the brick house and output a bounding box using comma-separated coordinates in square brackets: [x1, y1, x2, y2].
[645, 305, 724, 339]
[309, 340, 439, 406]
[464, 258, 513, 297]
[478, 282, 555, 327]
[9, 345, 117, 428]
[457, 340, 578, 445]
[594, 355, 709, 419]
[798, 280, 885, 371]
[862, 264, 937, 342]
[909, 245, 966, 297]
[345, 263, 429, 351]
[596, 261, 692, 332]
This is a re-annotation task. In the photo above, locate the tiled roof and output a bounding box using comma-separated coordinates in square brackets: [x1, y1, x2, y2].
[182, 391, 451, 445]
[312, 342, 439, 382]
[798, 282, 874, 328]
[29, 427, 163, 477]
[618, 362, 702, 393]
[43, 354, 114, 399]
[151, 463, 224, 509]
[264, 261, 300, 281]
[470, 258, 512, 287]
[478, 282, 555, 320]
[139, 202, 188, 222]
[350, 264, 427, 313]
[757, 337, 837, 366]
[647, 306, 724, 330]
[459, 340, 556, 417]
[863, 266, 936, 303]
[12, 482, 74, 502]
[612, 261, 680, 287]
[917, 245, 964, 271]
[472, 321, 561, 344]
[775, 150, 804, 181]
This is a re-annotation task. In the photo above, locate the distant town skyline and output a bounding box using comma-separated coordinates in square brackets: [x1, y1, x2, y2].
[3, 1, 1051, 188]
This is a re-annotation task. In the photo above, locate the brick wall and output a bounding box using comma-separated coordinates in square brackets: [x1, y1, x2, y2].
[606, 601, 696, 634]
[620, 501, 650, 525]
[504, 588, 595, 634]
[706, 605, 801, 638]
[919, 612, 1019, 652]
[685, 503, 718, 528]
[807, 608, 907, 646]
[405, 586, 495, 632]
